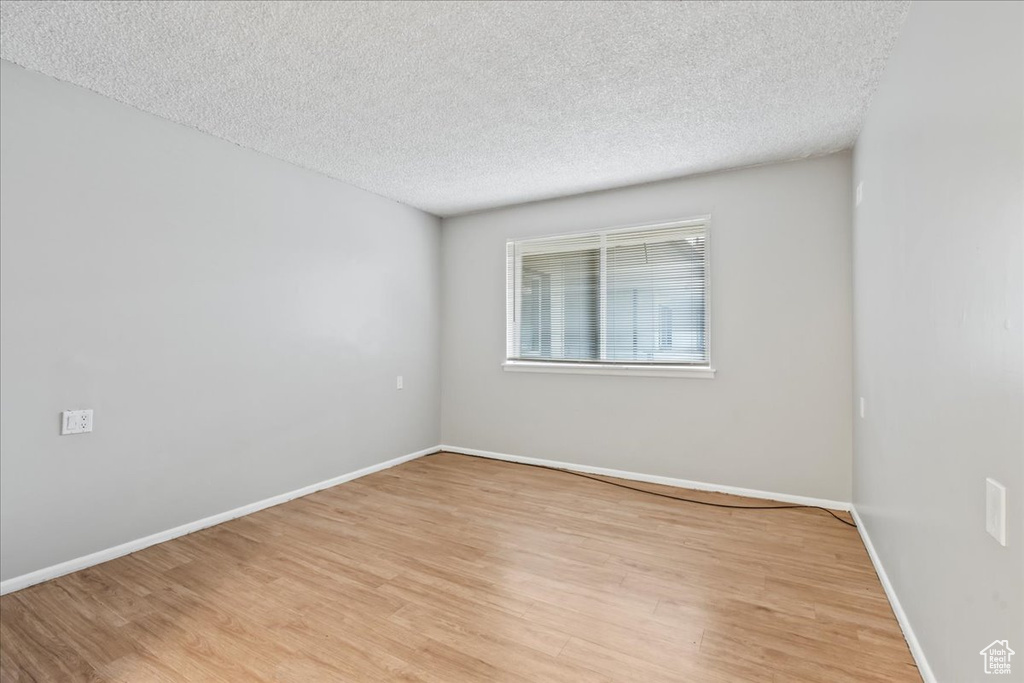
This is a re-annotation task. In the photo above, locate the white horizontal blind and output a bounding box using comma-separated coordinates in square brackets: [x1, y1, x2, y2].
[506, 233, 602, 362]
[506, 219, 708, 366]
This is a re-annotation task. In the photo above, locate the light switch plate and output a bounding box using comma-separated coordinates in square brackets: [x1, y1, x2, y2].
[396, 375, 404, 390]
[61, 409, 93, 435]
[986, 478, 1006, 546]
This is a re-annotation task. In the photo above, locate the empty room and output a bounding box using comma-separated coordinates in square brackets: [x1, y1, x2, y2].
[0, 1, 1021, 681]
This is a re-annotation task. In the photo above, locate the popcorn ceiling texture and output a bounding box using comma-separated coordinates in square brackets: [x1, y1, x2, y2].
[0, 1, 908, 216]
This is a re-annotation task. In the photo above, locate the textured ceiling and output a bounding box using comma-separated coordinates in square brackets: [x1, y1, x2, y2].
[0, 1, 908, 216]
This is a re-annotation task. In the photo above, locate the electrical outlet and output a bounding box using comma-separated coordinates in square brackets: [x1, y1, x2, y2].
[396, 375, 404, 390]
[859, 397, 865, 419]
[986, 478, 1006, 546]
[855, 182, 863, 207]
[61, 409, 93, 435]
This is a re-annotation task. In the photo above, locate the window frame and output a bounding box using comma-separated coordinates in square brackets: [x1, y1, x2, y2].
[503, 216, 715, 379]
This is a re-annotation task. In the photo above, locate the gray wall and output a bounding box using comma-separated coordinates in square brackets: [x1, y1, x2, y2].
[0, 61, 441, 582]
[852, 2, 1023, 681]
[441, 153, 854, 502]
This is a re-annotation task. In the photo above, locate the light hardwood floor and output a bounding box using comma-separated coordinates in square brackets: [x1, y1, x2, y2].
[0, 452, 919, 682]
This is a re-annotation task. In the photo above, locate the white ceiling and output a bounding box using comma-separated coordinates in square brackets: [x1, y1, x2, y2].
[0, 1, 908, 216]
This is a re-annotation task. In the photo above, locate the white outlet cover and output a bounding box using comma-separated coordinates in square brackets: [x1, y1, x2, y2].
[859, 397, 865, 419]
[986, 478, 1006, 546]
[396, 375, 404, 390]
[61, 409, 94, 435]
[855, 181, 863, 206]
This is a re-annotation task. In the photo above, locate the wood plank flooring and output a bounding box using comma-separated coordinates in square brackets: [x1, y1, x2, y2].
[0, 452, 920, 682]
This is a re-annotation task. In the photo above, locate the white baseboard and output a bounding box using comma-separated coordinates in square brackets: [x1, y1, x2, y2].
[851, 507, 936, 683]
[0, 445, 441, 596]
[439, 445, 851, 511]
[2, 442, 931, 682]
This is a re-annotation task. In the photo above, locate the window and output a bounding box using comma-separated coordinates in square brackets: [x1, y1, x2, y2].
[505, 218, 713, 378]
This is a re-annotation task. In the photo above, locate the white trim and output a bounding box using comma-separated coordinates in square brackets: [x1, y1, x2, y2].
[502, 361, 716, 378]
[0, 445, 441, 596]
[851, 507, 936, 683]
[440, 445, 850, 510]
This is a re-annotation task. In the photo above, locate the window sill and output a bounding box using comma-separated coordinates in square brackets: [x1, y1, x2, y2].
[502, 361, 716, 379]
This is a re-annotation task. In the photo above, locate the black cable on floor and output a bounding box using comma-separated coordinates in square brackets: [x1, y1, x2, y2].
[434, 452, 857, 528]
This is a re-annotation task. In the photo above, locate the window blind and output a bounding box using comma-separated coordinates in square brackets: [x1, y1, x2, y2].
[506, 219, 709, 366]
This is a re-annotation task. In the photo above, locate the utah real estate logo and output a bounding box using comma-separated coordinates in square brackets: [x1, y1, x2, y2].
[980, 640, 1014, 675]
